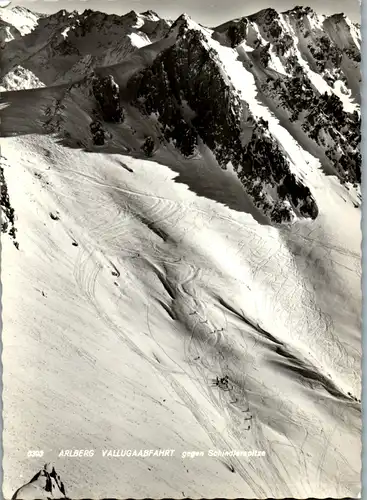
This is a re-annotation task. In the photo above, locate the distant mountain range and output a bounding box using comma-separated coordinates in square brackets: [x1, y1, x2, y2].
[0, 5, 361, 225]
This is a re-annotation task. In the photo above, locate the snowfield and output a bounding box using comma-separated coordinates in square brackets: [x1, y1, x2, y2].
[0, 4, 361, 499]
[1, 132, 361, 498]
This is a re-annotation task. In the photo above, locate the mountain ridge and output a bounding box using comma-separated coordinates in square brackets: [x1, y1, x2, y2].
[1, 3, 361, 225]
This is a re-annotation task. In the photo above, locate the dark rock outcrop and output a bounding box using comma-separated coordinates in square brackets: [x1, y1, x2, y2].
[0, 159, 19, 249]
[141, 136, 155, 157]
[216, 6, 362, 187]
[12, 464, 67, 499]
[128, 26, 318, 223]
[92, 74, 124, 123]
[263, 69, 361, 184]
[90, 119, 106, 145]
[227, 18, 248, 48]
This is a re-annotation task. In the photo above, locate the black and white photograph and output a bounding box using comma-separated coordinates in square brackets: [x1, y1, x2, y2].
[0, 0, 362, 497]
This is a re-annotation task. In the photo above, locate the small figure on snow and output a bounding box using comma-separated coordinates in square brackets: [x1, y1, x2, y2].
[211, 375, 233, 391]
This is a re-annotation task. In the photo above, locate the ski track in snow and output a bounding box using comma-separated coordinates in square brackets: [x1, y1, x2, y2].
[1, 130, 361, 498]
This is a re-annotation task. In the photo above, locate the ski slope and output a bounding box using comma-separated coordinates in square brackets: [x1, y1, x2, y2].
[1, 5, 362, 498]
[1, 88, 361, 497]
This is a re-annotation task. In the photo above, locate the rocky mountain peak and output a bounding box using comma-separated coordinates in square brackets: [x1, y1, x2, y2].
[10, 6, 36, 15]
[11, 464, 67, 500]
[169, 13, 199, 33]
[141, 10, 161, 20]
[248, 7, 279, 22]
[124, 9, 139, 20]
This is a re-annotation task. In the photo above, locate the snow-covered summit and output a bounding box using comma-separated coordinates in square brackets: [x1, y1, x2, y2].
[0, 4, 40, 40]
[0, 65, 45, 91]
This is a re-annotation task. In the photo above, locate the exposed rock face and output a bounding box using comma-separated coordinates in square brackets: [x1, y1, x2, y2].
[262, 73, 361, 184]
[227, 18, 248, 48]
[213, 6, 361, 187]
[0, 158, 18, 249]
[90, 119, 106, 145]
[11, 464, 67, 500]
[0, 20, 21, 46]
[92, 74, 124, 122]
[128, 22, 319, 223]
[141, 136, 155, 156]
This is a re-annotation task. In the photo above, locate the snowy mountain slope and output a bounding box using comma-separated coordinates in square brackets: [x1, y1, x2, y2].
[0, 6, 40, 43]
[323, 13, 361, 103]
[1, 4, 361, 500]
[0, 8, 172, 88]
[211, 8, 361, 184]
[0, 65, 45, 91]
[1, 115, 361, 499]
[1, 87, 362, 499]
[213, 7, 361, 108]
[119, 13, 360, 221]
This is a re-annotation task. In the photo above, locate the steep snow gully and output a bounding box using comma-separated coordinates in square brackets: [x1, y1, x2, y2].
[1, 4, 362, 499]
